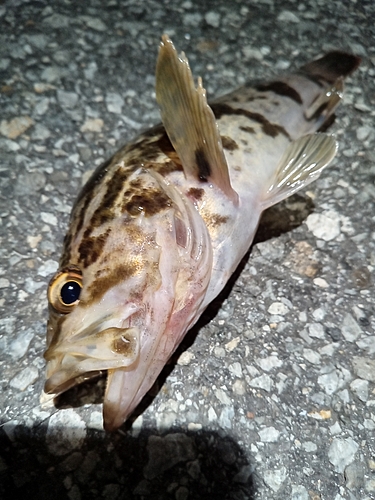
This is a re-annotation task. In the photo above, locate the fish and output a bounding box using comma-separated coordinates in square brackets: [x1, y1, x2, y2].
[44, 35, 360, 431]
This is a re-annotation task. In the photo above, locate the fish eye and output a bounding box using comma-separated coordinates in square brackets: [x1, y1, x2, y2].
[48, 268, 83, 314]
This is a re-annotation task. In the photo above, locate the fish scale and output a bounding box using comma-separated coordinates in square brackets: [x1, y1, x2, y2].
[44, 35, 360, 431]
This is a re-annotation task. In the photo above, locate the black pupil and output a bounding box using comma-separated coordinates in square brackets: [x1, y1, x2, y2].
[60, 281, 81, 305]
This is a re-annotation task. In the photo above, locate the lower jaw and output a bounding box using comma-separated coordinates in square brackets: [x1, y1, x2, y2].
[44, 369, 105, 397]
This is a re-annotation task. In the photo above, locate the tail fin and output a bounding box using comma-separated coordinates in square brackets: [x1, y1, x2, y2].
[301, 51, 361, 85]
[300, 51, 361, 128]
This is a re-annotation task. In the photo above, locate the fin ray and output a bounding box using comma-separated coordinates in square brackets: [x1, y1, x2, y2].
[305, 77, 344, 123]
[262, 133, 338, 209]
[155, 35, 238, 204]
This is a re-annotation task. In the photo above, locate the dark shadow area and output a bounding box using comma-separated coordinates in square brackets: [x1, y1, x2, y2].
[0, 425, 257, 500]
[1, 168, 315, 500]
[253, 193, 315, 245]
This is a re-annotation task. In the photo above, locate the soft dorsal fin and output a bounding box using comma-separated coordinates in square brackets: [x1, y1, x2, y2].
[155, 35, 238, 204]
[262, 133, 337, 209]
[305, 77, 344, 124]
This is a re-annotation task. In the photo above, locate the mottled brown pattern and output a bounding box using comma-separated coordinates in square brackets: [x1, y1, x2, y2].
[78, 228, 111, 268]
[187, 187, 205, 200]
[204, 213, 229, 229]
[87, 263, 140, 303]
[60, 231, 73, 268]
[129, 178, 143, 190]
[89, 167, 128, 229]
[122, 128, 164, 164]
[221, 136, 239, 151]
[156, 131, 183, 170]
[67, 126, 181, 267]
[123, 188, 172, 217]
[211, 103, 290, 139]
[120, 224, 146, 246]
[239, 125, 256, 134]
[74, 157, 112, 212]
[127, 142, 161, 163]
[255, 81, 303, 104]
[148, 160, 183, 176]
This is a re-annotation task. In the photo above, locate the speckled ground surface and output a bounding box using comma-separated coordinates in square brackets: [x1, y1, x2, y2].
[1, 1, 374, 499]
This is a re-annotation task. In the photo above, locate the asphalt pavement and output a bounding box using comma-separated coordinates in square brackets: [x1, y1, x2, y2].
[0, 1, 374, 499]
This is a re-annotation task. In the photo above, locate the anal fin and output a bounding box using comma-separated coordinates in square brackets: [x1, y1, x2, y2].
[155, 35, 238, 204]
[262, 133, 337, 209]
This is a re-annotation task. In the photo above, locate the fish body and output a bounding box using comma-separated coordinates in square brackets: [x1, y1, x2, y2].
[44, 36, 360, 430]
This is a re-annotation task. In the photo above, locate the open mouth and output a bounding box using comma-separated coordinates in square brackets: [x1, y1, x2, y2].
[44, 326, 140, 396]
[51, 371, 108, 409]
[44, 368, 105, 396]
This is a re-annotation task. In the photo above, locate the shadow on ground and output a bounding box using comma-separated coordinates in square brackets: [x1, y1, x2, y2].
[0, 193, 315, 499]
[51, 192, 315, 418]
[0, 424, 257, 500]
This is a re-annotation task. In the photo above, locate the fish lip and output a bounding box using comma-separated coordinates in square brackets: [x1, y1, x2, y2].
[44, 325, 140, 400]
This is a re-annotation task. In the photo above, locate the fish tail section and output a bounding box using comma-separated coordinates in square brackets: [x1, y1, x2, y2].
[300, 51, 361, 85]
[300, 52, 361, 128]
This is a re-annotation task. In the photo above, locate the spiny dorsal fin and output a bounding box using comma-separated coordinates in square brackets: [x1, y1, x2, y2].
[155, 35, 238, 204]
[262, 133, 337, 209]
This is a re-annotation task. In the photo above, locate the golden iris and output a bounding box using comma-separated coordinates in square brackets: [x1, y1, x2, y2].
[48, 268, 83, 314]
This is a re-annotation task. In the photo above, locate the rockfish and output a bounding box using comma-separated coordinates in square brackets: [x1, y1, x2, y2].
[44, 35, 360, 431]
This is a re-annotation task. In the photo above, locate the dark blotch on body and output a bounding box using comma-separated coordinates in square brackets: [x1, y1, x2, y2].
[123, 188, 172, 217]
[156, 131, 183, 171]
[73, 157, 113, 236]
[211, 103, 290, 139]
[221, 136, 239, 151]
[205, 214, 229, 228]
[151, 160, 183, 176]
[239, 125, 256, 134]
[89, 167, 128, 228]
[78, 229, 111, 268]
[195, 148, 211, 181]
[255, 81, 303, 104]
[87, 264, 139, 303]
[187, 187, 205, 201]
[60, 231, 73, 268]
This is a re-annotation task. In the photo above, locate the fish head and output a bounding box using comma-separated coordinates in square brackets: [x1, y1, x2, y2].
[44, 170, 212, 430]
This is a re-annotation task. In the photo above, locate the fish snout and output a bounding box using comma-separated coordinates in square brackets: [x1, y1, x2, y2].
[44, 326, 140, 396]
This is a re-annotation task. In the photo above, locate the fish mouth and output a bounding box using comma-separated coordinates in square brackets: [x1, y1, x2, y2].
[44, 326, 140, 396]
[44, 369, 105, 396]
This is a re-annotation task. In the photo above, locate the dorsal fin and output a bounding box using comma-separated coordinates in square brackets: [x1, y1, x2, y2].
[305, 77, 344, 123]
[155, 35, 238, 204]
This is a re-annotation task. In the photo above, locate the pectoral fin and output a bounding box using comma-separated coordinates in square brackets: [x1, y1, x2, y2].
[156, 35, 238, 204]
[262, 133, 337, 209]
